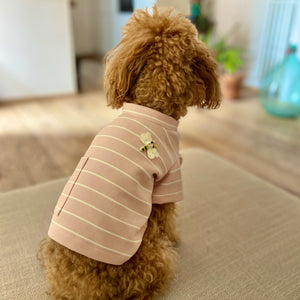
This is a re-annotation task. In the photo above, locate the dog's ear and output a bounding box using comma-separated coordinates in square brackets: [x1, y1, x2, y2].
[104, 43, 149, 109]
[191, 40, 221, 109]
[104, 10, 154, 109]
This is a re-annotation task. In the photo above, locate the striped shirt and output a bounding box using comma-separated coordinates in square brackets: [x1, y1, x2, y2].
[48, 103, 183, 265]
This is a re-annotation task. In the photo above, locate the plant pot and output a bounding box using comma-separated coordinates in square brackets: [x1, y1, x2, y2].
[220, 72, 244, 100]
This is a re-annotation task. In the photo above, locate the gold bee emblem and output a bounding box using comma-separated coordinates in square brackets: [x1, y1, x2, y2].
[139, 132, 159, 159]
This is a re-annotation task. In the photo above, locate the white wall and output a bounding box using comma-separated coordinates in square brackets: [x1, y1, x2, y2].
[213, 0, 293, 87]
[71, 0, 98, 55]
[290, 2, 300, 59]
[96, 0, 129, 54]
[96, 0, 157, 55]
[156, 0, 190, 15]
[214, 0, 256, 49]
[0, 0, 76, 100]
[214, 0, 267, 84]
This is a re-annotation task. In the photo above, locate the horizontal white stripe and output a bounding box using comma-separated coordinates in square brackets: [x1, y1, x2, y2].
[90, 145, 151, 179]
[119, 116, 169, 172]
[69, 181, 149, 219]
[96, 134, 160, 175]
[169, 167, 180, 174]
[153, 191, 182, 197]
[51, 220, 131, 257]
[160, 179, 182, 186]
[59, 207, 142, 243]
[88, 156, 152, 193]
[163, 128, 177, 157]
[61, 193, 140, 229]
[108, 125, 139, 137]
[56, 205, 63, 215]
[124, 109, 177, 129]
[75, 168, 150, 206]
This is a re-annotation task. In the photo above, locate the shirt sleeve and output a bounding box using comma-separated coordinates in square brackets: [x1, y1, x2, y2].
[152, 158, 183, 204]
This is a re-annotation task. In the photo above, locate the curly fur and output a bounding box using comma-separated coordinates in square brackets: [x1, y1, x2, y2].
[38, 5, 220, 300]
[104, 6, 220, 120]
[38, 203, 179, 300]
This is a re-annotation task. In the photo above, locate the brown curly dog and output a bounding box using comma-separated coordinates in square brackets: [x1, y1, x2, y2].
[37, 5, 220, 300]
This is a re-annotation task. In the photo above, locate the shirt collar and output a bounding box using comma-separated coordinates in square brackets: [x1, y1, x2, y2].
[122, 103, 179, 130]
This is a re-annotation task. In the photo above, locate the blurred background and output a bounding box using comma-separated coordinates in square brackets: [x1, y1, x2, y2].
[0, 0, 299, 197]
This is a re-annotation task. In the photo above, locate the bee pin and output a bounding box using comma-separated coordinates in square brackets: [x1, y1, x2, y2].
[139, 132, 159, 159]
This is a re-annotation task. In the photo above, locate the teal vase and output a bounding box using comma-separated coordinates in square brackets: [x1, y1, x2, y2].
[259, 45, 300, 118]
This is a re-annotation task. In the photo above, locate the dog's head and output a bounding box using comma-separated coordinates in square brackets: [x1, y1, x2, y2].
[104, 5, 221, 119]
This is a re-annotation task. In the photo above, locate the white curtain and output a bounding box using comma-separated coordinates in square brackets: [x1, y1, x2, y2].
[247, 0, 299, 87]
[290, 1, 300, 57]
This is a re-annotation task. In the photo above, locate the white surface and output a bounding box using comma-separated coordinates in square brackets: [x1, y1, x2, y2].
[71, 0, 98, 55]
[134, 0, 156, 12]
[0, 0, 76, 100]
[96, 0, 166, 55]
[96, 0, 132, 54]
[290, 2, 300, 59]
[156, 0, 190, 15]
[214, 0, 266, 87]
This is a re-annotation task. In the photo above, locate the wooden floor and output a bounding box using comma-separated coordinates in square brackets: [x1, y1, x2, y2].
[1, 89, 300, 197]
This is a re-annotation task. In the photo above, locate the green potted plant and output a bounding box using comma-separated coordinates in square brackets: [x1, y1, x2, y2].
[204, 33, 244, 100]
[190, 1, 244, 99]
[213, 38, 244, 99]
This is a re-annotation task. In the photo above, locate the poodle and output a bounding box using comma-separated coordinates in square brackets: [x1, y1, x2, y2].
[37, 5, 220, 300]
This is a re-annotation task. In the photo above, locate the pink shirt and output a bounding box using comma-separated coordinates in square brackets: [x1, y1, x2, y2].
[48, 103, 183, 265]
